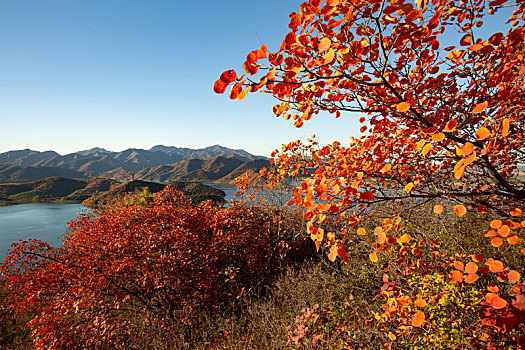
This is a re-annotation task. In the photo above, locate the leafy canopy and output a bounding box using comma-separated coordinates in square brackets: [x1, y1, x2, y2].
[216, 0, 525, 347]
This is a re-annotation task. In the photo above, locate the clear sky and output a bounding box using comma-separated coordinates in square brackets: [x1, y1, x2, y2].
[0, 0, 361, 156]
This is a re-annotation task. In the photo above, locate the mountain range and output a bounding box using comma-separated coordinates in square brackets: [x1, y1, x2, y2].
[0, 145, 270, 184]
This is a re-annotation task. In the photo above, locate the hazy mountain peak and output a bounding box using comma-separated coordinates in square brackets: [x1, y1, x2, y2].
[76, 147, 112, 156]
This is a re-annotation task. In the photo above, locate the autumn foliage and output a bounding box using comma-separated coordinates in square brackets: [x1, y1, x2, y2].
[216, 0, 525, 347]
[0, 187, 311, 349]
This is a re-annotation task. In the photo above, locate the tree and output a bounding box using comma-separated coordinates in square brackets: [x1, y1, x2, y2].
[0, 187, 310, 349]
[216, 0, 525, 347]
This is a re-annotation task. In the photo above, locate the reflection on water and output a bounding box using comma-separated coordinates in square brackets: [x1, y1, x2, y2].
[0, 203, 89, 259]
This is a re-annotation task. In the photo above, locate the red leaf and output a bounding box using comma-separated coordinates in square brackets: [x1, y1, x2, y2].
[220, 70, 237, 84]
[213, 79, 228, 94]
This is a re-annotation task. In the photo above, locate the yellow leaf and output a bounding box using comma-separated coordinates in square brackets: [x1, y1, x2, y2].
[446, 49, 466, 63]
[404, 182, 414, 192]
[369, 252, 378, 262]
[237, 89, 248, 100]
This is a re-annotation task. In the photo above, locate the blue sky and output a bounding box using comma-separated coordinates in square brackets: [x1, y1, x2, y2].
[0, 0, 361, 156]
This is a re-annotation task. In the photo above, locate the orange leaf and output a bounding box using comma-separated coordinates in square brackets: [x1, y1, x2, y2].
[485, 230, 497, 237]
[476, 126, 491, 140]
[229, 84, 241, 100]
[507, 235, 520, 245]
[468, 43, 485, 51]
[497, 225, 510, 237]
[508, 270, 521, 283]
[399, 234, 411, 244]
[465, 262, 478, 274]
[328, 244, 338, 261]
[380, 163, 392, 173]
[465, 273, 479, 283]
[433, 205, 443, 214]
[415, 298, 428, 307]
[510, 208, 522, 216]
[490, 220, 502, 229]
[422, 143, 431, 155]
[489, 260, 505, 273]
[397, 102, 411, 112]
[486, 293, 507, 309]
[472, 102, 488, 114]
[369, 252, 378, 262]
[411, 310, 425, 327]
[357, 228, 366, 236]
[434, 204, 443, 214]
[243, 61, 258, 75]
[459, 142, 474, 156]
[491, 237, 503, 247]
[318, 37, 331, 53]
[450, 270, 464, 283]
[454, 162, 466, 180]
[454, 205, 467, 216]
[454, 261, 464, 271]
[432, 132, 445, 142]
[257, 44, 267, 59]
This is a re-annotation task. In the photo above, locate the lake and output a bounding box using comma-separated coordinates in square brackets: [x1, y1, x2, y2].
[0, 203, 89, 260]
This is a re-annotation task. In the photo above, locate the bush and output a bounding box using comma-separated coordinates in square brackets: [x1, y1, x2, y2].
[0, 187, 312, 349]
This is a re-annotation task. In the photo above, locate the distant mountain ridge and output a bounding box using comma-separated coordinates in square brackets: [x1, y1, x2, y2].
[0, 146, 270, 184]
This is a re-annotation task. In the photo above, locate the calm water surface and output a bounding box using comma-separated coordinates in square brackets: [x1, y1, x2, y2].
[205, 183, 236, 202]
[0, 203, 89, 259]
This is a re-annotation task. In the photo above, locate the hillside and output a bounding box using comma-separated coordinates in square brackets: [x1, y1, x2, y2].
[0, 177, 225, 207]
[103, 156, 271, 184]
[82, 180, 226, 208]
[214, 159, 272, 184]
[0, 177, 112, 205]
[0, 164, 87, 183]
